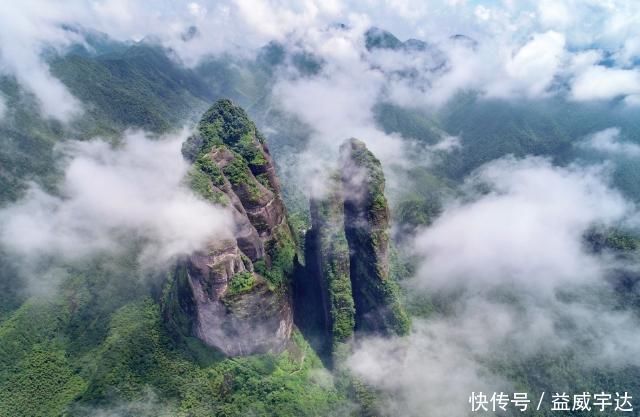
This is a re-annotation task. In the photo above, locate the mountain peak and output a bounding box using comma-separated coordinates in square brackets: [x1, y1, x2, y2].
[364, 27, 403, 51]
[165, 100, 296, 356]
[295, 139, 409, 363]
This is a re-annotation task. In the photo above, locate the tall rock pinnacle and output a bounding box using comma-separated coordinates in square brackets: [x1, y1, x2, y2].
[340, 138, 409, 335]
[163, 99, 296, 356]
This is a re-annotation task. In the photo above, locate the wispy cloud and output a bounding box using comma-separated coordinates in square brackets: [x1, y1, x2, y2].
[0, 129, 233, 273]
[1, 0, 640, 121]
[348, 155, 640, 417]
[0, 93, 6, 120]
[580, 127, 640, 157]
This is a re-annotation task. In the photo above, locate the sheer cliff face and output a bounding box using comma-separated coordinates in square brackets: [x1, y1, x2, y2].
[339, 139, 409, 336]
[296, 139, 409, 363]
[164, 99, 295, 357]
[308, 174, 355, 360]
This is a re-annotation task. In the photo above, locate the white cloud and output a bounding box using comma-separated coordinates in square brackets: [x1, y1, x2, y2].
[0, 0, 345, 119]
[537, 0, 573, 28]
[272, 22, 413, 198]
[412, 156, 631, 292]
[0, 1, 84, 121]
[187, 2, 205, 17]
[474, 5, 492, 21]
[0, 130, 233, 269]
[73, 389, 176, 417]
[571, 65, 640, 101]
[0, 94, 6, 119]
[429, 135, 461, 152]
[504, 31, 565, 96]
[486, 30, 566, 98]
[580, 127, 640, 157]
[364, 29, 567, 108]
[624, 94, 640, 106]
[1, 0, 640, 123]
[350, 293, 640, 417]
[348, 156, 640, 417]
[349, 316, 510, 417]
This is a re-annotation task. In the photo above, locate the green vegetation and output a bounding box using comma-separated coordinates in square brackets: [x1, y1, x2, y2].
[187, 167, 227, 205]
[51, 44, 212, 133]
[197, 100, 270, 178]
[187, 101, 276, 209]
[222, 153, 254, 187]
[340, 139, 410, 336]
[315, 181, 356, 349]
[227, 272, 257, 296]
[373, 102, 442, 144]
[195, 154, 225, 187]
[584, 227, 640, 254]
[0, 345, 87, 417]
[0, 266, 349, 417]
[0, 76, 66, 202]
[237, 132, 269, 168]
[603, 229, 638, 252]
[199, 99, 255, 150]
[6, 27, 640, 417]
[0, 31, 403, 417]
[0, 40, 222, 205]
[342, 139, 390, 225]
[187, 151, 230, 205]
[221, 152, 265, 204]
[327, 245, 355, 346]
[394, 198, 439, 229]
[255, 225, 297, 288]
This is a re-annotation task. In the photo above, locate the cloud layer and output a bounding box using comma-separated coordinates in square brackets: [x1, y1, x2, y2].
[0, 130, 232, 271]
[413, 156, 632, 291]
[0, 93, 6, 120]
[580, 127, 640, 158]
[2, 1, 640, 121]
[348, 156, 640, 417]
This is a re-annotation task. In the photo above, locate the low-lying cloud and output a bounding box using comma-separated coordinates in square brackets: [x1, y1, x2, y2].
[571, 65, 640, 102]
[0, 130, 232, 271]
[348, 156, 640, 417]
[580, 127, 640, 158]
[413, 156, 632, 292]
[72, 389, 176, 417]
[0, 93, 6, 120]
[349, 317, 509, 417]
[2, 1, 640, 121]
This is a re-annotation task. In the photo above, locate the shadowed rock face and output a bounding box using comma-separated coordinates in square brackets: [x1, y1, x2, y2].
[296, 173, 355, 363]
[163, 99, 295, 356]
[209, 146, 286, 240]
[311, 175, 355, 354]
[294, 139, 408, 365]
[182, 240, 291, 356]
[339, 138, 409, 336]
[187, 239, 249, 297]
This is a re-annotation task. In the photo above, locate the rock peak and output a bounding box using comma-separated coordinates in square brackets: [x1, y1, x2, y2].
[164, 99, 295, 356]
[339, 139, 409, 335]
[295, 139, 409, 365]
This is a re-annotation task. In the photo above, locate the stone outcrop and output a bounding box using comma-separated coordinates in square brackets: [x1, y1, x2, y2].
[305, 173, 355, 362]
[294, 139, 409, 364]
[340, 138, 408, 335]
[163, 99, 295, 356]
